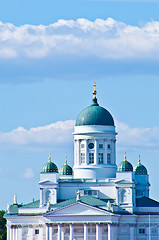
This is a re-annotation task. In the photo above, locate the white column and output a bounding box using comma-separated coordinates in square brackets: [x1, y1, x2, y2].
[70, 223, 74, 240]
[7, 225, 11, 240]
[85, 139, 88, 165]
[94, 139, 98, 164]
[40, 189, 43, 207]
[130, 225, 135, 240]
[11, 227, 14, 240]
[78, 140, 80, 165]
[58, 224, 61, 240]
[12, 227, 15, 240]
[61, 226, 64, 240]
[39, 225, 43, 240]
[49, 224, 53, 240]
[13, 226, 17, 240]
[28, 225, 33, 240]
[17, 226, 22, 240]
[108, 223, 112, 240]
[96, 223, 101, 240]
[84, 223, 88, 240]
[46, 224, 49, 240]
[10, 226, 13, 240]
[14, 226, 18, 240]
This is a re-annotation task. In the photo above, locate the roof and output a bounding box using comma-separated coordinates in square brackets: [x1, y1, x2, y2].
[136, 197, 159, 207]
[21, 200, 40, 209]
[41, 161, 58, 173]
[4, 203, 23, 216]
[52, 195, 107, 208]
[59, 161, 73, 176]
[134, 163, 148, 175]
[76, 98, 114, 126]
[117, 160, 133, 172]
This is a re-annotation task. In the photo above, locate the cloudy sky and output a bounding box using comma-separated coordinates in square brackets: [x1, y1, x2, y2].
[1, 0, 159, 209]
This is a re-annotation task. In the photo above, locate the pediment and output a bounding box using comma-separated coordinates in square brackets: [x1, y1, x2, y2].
[39, 180, 55, 185]
[115, 179, 133, 184]
[46, 202, 114, 216]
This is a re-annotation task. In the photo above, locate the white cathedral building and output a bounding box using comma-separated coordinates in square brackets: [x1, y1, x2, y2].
[5, 84, 159, 240]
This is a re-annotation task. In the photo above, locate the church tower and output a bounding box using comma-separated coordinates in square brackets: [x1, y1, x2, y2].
[73, 83, 117, 179]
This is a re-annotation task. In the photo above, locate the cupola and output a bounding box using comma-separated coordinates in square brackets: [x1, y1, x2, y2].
[59, 156, 73, 176]
[41, 153, 58, 173]
[134, 154, 148, 175]
[117, 152, 133, 172]
[76, 83, 114, 126]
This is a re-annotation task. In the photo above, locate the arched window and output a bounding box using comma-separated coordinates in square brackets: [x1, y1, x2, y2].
[121, 190, 127, 203]
[45, 190, 51, 204]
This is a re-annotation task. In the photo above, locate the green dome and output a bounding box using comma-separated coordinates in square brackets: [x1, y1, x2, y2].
[59, 161, 73, 176]
[117, 154, 133, 172]
[76, 98, 114, 126]
[41, 154, 58, 173]
[134, 159, 148, 175]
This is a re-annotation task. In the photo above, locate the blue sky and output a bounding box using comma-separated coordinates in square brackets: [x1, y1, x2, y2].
[1, 0, 159, 209]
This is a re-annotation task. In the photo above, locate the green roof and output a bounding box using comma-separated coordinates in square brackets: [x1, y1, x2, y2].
[59, 161, 73, 176]
[21, 200, 40, 208]
[134, 162, 147, 175]
[136, 196, 159, 207]
[53, 195, 107, 208]
[41, 161, 58, 173]
[117, 160, 133, 172]
[4, 203, 23, 216]
[76, 98, 114, 126]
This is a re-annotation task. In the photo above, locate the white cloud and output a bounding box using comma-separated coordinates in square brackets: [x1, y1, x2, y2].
[0, 120, 75, 150]
[22, 168, 34, 179]
[116, 121, 159, 150]
[0, 120, 159, 152]
[1, 18, 159, 60]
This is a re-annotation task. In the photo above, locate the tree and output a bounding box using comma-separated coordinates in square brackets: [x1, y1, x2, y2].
[0, 210, 7, 240]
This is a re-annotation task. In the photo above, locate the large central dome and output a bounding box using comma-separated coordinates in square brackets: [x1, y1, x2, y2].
[76, 97, 114, 126]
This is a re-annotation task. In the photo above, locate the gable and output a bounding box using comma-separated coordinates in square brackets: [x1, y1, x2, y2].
[46, 202, 112, 216]
[115, 179, 133, 184]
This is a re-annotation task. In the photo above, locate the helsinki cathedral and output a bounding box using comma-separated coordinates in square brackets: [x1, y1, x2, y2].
[5, 84, 159, 240]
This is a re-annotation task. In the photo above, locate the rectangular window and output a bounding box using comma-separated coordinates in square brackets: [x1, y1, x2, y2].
[54, 229, 58, 233]
[99, 153, 103, 163]
[89, 153, 94, 164]
[107, 153, 111, 164]
[81, 144, 85, 148]
[139, 228, 145, 234]
[99, 144, 103, 149]
[81, 153, 85, 164]
[84, 190, 97, 196]
[35, 229, 39, 235]
[107, 144, 111, 149]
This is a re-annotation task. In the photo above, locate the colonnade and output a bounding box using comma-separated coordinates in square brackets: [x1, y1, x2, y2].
[7, 222, 118, 240]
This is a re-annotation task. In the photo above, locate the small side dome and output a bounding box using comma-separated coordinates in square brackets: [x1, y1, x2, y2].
[59, 156, 73, 176]
[117, 152, 133, 172]
[134, 155, 148, 175]
[41, 153, 58, 173]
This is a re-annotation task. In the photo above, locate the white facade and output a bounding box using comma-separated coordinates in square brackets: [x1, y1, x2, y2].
[73, 125, 117, 179]
[5, 90, 159, 240]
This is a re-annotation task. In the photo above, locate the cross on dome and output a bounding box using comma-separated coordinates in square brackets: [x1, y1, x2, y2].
[124, 152, 127, 161]
[138, 154, 141, 164]
[93, 82, 97, 99]
[65, 155, 67, 165]
[48, 152, 52, 162]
